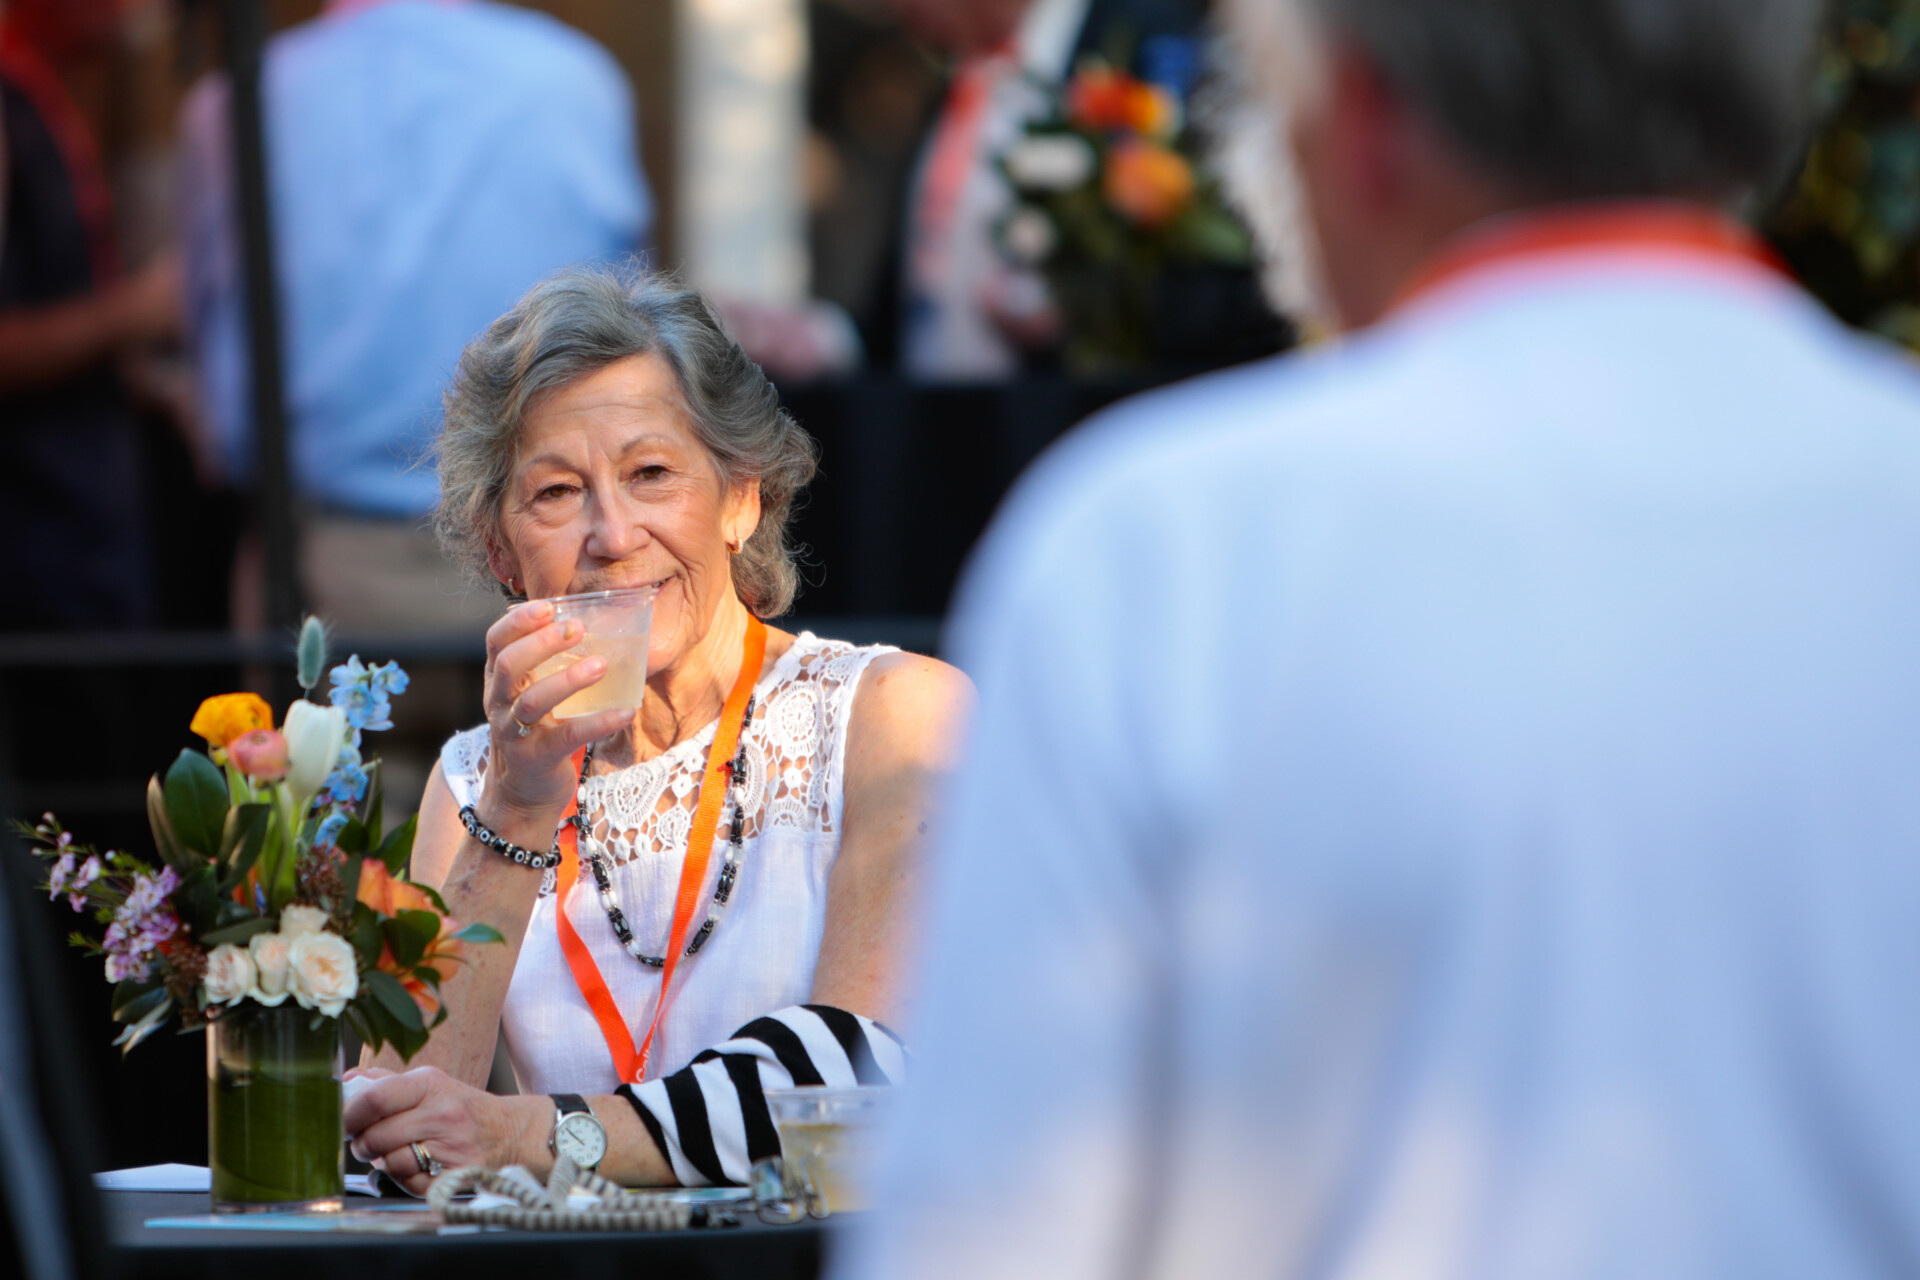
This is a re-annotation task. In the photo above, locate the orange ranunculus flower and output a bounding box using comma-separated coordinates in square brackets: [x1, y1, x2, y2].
[190, 692, 275, 749]
[1103, 138, 1195, 230]
[1067, 65, 1137, 131]
[1122, 82, 1181, 140]
[356, 859, 436, 918]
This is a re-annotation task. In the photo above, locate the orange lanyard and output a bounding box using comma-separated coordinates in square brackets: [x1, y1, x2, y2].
[553, 615, 768, 1083]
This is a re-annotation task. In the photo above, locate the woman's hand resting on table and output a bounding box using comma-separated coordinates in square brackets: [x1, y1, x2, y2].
[345, 1066, 549, 1196]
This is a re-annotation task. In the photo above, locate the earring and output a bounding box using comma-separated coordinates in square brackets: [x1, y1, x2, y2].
[726, 539, 741, 554]
[507, 577, 520, 595]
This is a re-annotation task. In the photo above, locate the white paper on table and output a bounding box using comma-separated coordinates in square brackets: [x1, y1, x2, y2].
[93, 1163, 211, 1191]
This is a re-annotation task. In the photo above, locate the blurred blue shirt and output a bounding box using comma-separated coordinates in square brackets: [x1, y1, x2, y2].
[181, 0, 651, 517]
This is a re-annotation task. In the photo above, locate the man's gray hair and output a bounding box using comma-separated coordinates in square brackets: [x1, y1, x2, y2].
[434, 265, 818, 617]
[1311, 0, 1826, 199]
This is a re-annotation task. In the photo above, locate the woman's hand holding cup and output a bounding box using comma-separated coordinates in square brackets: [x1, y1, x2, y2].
[480, 599, 631, 829]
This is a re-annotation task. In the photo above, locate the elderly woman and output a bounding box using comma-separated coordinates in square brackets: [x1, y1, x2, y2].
[344, 267, 969, 1191]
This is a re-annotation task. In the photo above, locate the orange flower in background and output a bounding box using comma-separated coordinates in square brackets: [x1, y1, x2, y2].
[356, 859, 436, 918]
[190, 692, 274, 749]
[1104, 138, 1195, 230]
[1122, 81, 1181, 139]
[1067, 65, 1182, 140]
[1067, 64, 1136, 131]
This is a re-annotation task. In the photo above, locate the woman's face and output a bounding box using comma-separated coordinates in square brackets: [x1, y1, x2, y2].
[490, 353, 760, 680]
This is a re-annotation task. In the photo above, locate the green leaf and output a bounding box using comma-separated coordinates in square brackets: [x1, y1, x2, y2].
[363, 970, 425, 1034]
[146, 775, 189, 872]
[164, 750, 230, 860]
[173, 864, 221, 936]
[447, 922, 504, 946]
[331, 814, 367, 857]
[197, 916, 274, 948]
[111, 979, 161, 1014]
[216, 804, 270, 887]
[112, 986, 169, 1026]
[375, 813, 416, 875]
[382, 911, 438, 970]
[363, 760, 384, 847]
[349, 903, 383, 968]
[411, 880, 448, 915]
[411, 965, 442, 988]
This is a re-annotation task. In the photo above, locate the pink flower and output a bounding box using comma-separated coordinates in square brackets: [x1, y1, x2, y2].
[228, 728, 290, 782]
[47, 851, 75, 902]
[120, 867, 179, 923]
[105, 951, 151, 984]
[66, 856, 101, 911]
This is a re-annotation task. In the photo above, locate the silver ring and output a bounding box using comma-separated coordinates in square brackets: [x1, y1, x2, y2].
[513, 715, 534, 738]
[410, 1140, 443, 1178]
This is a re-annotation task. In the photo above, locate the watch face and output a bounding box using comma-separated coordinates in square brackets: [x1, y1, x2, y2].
[556, 1112, 608, 1167]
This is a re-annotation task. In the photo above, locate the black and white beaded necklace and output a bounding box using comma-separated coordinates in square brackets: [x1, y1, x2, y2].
[572, 696, 755, 967]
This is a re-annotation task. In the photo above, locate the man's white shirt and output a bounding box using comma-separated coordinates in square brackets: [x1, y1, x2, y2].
[840, 243, 1920, 1278]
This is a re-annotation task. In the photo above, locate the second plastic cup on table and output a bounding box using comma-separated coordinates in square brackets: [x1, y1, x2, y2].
[529, 586, 656, 719]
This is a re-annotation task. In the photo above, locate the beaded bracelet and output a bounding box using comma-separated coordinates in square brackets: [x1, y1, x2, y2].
[458, 804, 563, 870]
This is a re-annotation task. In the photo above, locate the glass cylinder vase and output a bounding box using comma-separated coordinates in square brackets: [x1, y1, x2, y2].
[207, 1002, 344, 1213]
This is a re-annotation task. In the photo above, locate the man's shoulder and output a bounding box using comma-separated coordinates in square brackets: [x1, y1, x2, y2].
[273, 0, 623, 88]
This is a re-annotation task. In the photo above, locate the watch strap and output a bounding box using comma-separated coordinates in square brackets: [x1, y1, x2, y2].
[552, 1092, 591, 1119]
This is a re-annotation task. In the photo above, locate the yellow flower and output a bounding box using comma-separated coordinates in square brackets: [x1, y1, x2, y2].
[190, 692, 275, 749]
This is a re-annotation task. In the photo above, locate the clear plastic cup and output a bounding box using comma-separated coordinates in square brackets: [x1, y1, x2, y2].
[528, 586, 656, 719]
[761, 1085, 891, 1216]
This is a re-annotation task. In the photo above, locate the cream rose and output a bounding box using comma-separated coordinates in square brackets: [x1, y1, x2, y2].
[288, 930, 358, 1018]
[279, 904, 331, 939]
[247, 931, 293, 1006]
[203, 944, 255, 1006]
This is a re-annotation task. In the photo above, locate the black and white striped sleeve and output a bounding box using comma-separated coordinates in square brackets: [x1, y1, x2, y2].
[615, 1004, 909, 1186]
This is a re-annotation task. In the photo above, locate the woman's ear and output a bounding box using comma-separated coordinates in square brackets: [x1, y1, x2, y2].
[485, 536, 522, 597]
[725, 479, 763, 550]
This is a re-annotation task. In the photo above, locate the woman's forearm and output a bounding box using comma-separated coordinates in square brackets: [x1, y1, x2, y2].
[366, 825, 551, 1085]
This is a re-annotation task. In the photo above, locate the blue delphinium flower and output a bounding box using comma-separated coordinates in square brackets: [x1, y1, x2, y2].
[320, 749, 370, 808]
[329, 654, 407, 746]
[315, 810, 350, 850]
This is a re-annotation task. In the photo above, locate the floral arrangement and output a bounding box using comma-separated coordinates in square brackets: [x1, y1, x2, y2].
[996, 55, 1254, 372]
[15, 618, 499, 1060]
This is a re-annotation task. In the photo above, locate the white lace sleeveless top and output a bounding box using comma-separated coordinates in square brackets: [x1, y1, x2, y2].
[440, 633, 898, 1092]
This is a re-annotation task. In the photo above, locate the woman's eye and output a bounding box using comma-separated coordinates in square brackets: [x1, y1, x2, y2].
[631, 465, 668, 482]
[535, 483, 577, 502]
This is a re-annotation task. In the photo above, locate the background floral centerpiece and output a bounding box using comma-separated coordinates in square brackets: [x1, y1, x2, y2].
[16, 618, 499, 1210]
[996, 54, 1256, 373]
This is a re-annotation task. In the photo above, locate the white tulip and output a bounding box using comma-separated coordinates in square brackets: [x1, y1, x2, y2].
[279, 904, 331, 939]
[203, 944, 255, 1005]
[246, 931, 293, 1007]
[288, 930, 359, 1018]
[1003, 134, 1096, 191]
[282, 700, 348, 809]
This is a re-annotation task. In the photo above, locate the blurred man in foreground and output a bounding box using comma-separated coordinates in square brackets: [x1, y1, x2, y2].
[838, 1, 1920, 1277]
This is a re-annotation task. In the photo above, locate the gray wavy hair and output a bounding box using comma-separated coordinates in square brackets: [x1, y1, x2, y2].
[433, 265, 818, 617]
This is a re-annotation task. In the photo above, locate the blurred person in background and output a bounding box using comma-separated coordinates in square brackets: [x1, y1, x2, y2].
[0, 0, 180, 632]
[750, 0, 1282, 382]
[838, 1, 1920, 1278]
[179, 0, 651, 633]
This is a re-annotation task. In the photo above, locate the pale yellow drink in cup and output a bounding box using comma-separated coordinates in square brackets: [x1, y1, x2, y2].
[529, 587, 656, 719]
[766, 1086, 890, 1215]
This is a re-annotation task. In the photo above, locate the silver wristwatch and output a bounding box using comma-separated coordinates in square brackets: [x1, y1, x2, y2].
[549, 1093, 607, 1172]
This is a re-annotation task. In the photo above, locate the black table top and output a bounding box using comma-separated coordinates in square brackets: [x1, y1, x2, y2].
[104, 1189, 829, 1280]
